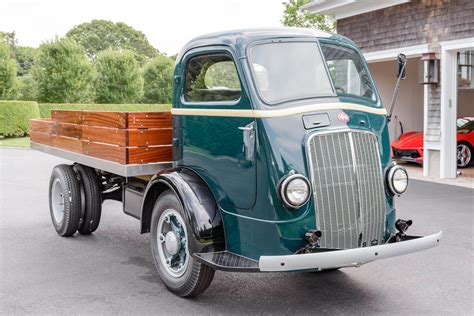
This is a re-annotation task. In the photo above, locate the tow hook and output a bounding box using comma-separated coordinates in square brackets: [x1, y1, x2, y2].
[305, 229, 322, 246]
[295, 230, 322, 254]
[394, 219, 412, 242]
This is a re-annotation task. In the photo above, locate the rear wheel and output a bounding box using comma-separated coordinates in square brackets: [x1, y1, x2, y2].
[150, 191, 215, 297]
[457, 142, 472, 168]
[74, 164, 102, 234]
[49, 164, 82, 237]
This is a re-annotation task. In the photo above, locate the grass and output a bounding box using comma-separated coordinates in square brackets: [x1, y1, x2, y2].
[0, 137, 30, 148]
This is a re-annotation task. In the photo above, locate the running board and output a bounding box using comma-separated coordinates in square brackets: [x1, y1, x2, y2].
[194, 251, 259, 272]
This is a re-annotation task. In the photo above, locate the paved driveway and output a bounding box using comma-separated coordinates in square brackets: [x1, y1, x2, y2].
[0, 148, 473, 314]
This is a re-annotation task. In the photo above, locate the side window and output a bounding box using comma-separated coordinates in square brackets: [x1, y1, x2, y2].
[321, 43, 377, 102]
[184, 53, 241, 103]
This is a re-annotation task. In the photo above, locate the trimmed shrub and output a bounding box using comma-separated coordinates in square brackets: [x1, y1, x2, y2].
[0, 101, 40, 137]
[33, 37, 95, 103]
[94, 50, 143, 104]
[38, 103, 171, 118]
[142, 55, 174, 104]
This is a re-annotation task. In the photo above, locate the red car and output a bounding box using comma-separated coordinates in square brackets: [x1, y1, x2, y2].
[391, 117, 474, 168]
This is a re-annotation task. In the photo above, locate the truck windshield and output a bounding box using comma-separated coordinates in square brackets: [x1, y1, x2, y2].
[249, 42, 335, 105]
[320, 43, 377, 102]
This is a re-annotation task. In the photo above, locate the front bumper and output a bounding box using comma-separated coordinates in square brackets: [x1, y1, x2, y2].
[259, 231, 442, 272]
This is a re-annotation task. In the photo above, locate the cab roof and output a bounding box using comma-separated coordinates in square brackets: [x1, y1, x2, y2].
[177, 27, 355, 60]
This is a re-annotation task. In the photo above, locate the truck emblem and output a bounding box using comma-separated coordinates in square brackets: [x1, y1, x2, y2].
[337, 111, 350, 123]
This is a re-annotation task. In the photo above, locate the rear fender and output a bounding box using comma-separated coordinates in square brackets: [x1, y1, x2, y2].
[141, 167, 225, 254]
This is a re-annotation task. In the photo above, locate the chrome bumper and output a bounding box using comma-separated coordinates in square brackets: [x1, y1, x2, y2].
[259, 231, 442, 272]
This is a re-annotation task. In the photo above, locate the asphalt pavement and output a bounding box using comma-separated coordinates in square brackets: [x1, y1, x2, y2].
[0, 148, 473, 315]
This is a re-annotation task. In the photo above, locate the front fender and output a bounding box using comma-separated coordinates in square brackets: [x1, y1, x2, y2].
[141, 167, 225, 253]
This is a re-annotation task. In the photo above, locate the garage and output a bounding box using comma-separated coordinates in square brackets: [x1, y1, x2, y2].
[303, 0, 474, 184]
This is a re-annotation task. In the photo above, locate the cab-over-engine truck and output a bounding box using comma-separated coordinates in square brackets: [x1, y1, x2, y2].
[30, 28, 442, 297]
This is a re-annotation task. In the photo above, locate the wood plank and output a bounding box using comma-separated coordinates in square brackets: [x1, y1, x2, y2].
[54, 123, 81, 139]
[51, 110, 82, 124]
[128, 146, 173, 164]
[128, 112, 172, 129]
[83, 142, 127, 164]
[82, 126, 127, 146]
[128, 129, 172, 147]
[81, 111, 127, 129]
[52, 135, 83, 153]
[30, 131, 52, 146]
[29, 119, 54, 133]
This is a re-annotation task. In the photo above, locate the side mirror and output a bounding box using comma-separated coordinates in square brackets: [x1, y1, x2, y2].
[388, 53, 408, 122]
[397, 53, 407, 80]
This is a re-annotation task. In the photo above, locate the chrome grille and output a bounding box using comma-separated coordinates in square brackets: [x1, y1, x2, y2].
[308, 130, 386, 249]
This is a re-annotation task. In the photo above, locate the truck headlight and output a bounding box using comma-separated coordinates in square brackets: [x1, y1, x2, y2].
[279, 174, 311, 208]
[386, 164, 408, 196]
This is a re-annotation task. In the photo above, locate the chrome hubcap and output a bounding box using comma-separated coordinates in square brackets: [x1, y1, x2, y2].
[156, 209, 188, 278]
[164, 231, 181, 255]
[457, 144, 471, 167]
[51, 178, 65, 223]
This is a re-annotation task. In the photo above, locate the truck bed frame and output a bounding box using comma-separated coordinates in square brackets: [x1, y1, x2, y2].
[31, 142, 173, 177]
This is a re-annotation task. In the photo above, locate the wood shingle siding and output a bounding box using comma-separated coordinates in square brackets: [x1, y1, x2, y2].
[337, 0, 474, 54]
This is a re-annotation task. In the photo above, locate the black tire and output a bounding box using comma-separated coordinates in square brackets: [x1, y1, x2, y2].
[150, 190, 215, 297]
[74, 164, 102, 234]
[49, 164, 82, 237]
[457, 142, 472, 168]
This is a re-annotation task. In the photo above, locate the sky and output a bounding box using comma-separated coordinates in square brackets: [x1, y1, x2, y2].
[0, 0, 285, 55]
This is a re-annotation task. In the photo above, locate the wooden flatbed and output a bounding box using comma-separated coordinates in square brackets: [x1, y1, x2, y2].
[29, 110, 174, 177]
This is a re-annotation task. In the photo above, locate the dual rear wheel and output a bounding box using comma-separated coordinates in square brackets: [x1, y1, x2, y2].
[48, 165, 213, 297]
[49, 164, 102, 237]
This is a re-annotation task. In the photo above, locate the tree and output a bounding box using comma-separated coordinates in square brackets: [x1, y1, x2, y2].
[94, 50, 143, 103]
[0, 42, 19, 99]
[15, 46, 37, 77]
[17, 75, 38, 101]
[66, 20, 158, 63]
[33, 37, 95, 103]
[282, 0, 335, 32]
[142, 55, 174, 104]
[0, 31, 17, 47]
[1, 31, 37, 76]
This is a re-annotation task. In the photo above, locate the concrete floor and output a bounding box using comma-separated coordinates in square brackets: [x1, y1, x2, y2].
[403, 163, 474, 189]
[1, 148, 473, 315]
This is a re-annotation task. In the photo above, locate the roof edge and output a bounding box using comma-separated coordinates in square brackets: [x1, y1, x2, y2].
[301, 0, 411, 20]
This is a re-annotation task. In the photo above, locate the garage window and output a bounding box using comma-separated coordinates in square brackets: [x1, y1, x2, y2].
[184, 53, 241, 103]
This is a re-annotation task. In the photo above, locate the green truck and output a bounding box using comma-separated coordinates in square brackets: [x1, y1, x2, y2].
[32, 28, 442, 297]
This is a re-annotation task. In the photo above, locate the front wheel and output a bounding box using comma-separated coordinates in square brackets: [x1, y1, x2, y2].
[150, 191, 215, 297]
[457, 142, 472, 168]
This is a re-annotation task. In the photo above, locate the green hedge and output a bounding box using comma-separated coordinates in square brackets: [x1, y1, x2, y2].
[38, 103, 171, 118]
[0, 101, 40, 137]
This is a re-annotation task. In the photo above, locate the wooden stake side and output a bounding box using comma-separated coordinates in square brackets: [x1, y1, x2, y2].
[29, 110, 173, 165]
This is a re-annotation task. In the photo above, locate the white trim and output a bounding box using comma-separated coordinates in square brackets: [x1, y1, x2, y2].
[259, 231, 442, 272]
[301, 0, 410, 20]
[425, 142, 441, 151]
[171, 103, 387, 118]
[439, 38, 474, 51]
[423, 85, 430, 177]
[439, 38, 474, 178]
[363, 44, 429, 63]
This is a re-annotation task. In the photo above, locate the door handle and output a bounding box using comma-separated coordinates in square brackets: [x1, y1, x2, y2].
[238, 125, 254, 131]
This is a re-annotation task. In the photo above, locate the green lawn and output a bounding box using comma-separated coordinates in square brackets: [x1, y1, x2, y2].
[0, 137, 30, 148]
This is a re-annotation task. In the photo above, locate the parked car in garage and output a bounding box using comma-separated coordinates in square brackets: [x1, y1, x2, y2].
[391, 117, 474, 168]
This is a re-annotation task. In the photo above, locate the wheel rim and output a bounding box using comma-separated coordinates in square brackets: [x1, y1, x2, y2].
[51, 178, 65, 223]
[457, 144, 471, 167]
[156, 209, 189, 278]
